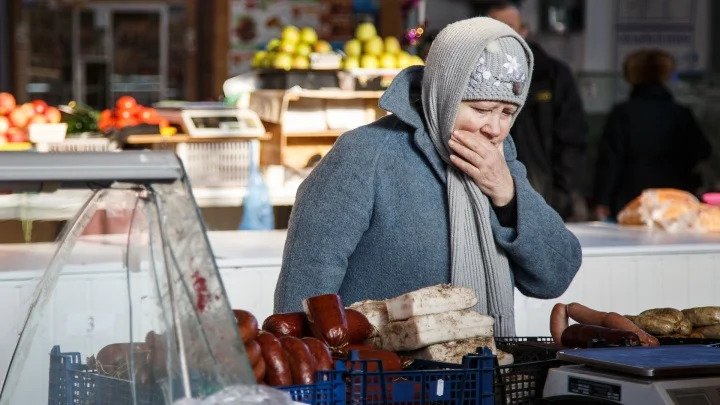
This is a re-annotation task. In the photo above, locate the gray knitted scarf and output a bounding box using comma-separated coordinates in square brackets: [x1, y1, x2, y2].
[421, 17, 534, 336]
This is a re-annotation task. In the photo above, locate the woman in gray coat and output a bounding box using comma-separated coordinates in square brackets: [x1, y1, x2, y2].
[274, 17, 581, 335]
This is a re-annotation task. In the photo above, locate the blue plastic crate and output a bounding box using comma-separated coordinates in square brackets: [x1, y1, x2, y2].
[49, 345, 164, 405]
[278, 363, 346, 405]
[49, 345, 346, 405]
[346, 347, 495, 405]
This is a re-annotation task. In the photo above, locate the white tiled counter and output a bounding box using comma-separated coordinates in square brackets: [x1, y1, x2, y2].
[2, 223, 720, 386]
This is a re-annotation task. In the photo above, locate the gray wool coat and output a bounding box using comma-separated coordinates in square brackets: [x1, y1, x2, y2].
[274, 66, 581, 313]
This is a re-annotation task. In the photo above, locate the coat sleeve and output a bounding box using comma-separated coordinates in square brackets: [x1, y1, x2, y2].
[490, 136, 582, 299]
[274, 130, 379, 313]
[550, 61, 588, 216]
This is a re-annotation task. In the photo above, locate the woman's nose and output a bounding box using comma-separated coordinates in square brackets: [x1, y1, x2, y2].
[481, 113, 502, 138]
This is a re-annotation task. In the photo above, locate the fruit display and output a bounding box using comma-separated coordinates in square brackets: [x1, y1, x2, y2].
[0, 92, 61, 145]
[341, 22, 424, 70]
[98, 96, 169, 132]
[252, 26, 335, 71]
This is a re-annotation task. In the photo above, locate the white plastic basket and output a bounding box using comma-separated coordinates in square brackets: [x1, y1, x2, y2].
[175, 140, 255, 187]
[46, 138, 118, 152]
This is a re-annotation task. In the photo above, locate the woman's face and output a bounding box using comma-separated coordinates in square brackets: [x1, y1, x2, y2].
[452, 100, 518, 146]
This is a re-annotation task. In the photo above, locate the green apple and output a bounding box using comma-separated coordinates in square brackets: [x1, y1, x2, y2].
[355, 22, 377, 41]
[300, 27, 318, 44]
[343, 56, 360, 70]
[410, 55, 425, 66]
[252, 51, 267, 68]
[384, 36, 401, 54]
[363, 36, 384, 56]
[295, 42, 312, 57]
[292, 55, 310, 69]
[266, 38, 280, 52]
[314, 40, 332, 53]
[360, 54, 379, 69]
[344, 39, 362, 57]
[281, 25, 300, 44]
[279, 39, 296, 54]
[273, 52, 293, 70]
[396, 51, 413, 68]
[379, 53, 397, 69]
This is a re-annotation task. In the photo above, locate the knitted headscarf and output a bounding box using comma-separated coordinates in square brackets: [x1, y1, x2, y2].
[421, 17, 534, 336]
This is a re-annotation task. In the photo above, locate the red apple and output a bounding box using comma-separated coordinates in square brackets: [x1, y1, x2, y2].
[30, 114, 48, 124]
[31, 99, 48, 115]
[20, 103, 35, 118]
[6, 127, 28, 143]
[0, 92, 16, 115]
[44, 106, 61, 123]
[0, 116, 9, 134]
[8, 108, 29, 129]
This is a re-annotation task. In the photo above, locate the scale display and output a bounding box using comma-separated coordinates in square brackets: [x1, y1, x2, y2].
[181, 109, 265, 138]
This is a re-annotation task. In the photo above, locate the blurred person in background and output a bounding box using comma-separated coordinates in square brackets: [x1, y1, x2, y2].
[593, 49, 711, 221]
[482, 1, 589, 221]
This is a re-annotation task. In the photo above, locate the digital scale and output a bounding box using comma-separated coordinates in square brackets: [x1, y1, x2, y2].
[544, 345, 720, 404]
[153, 101, 265, 138]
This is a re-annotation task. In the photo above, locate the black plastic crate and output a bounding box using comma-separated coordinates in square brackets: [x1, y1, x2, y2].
[493, 337, 564, 405]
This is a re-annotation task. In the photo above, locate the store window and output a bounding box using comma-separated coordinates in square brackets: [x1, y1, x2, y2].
[14, 1, 189, 110]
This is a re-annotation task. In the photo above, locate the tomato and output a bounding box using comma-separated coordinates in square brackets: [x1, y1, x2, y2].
[115, 95, 138, 111]
[138, 107, 160, 124]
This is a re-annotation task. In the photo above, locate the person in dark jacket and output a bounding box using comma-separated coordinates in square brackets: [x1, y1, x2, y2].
[593, 49, 711, 220]
[275, 17, 582, 336]
[484, 1, 589, 221]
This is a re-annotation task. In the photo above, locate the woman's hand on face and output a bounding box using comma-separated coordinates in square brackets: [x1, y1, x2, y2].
[448, 129, 515, 206]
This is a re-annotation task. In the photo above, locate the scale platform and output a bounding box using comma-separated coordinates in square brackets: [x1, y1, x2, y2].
[544, 345, 720, 404]
[154, 101, 265, 138]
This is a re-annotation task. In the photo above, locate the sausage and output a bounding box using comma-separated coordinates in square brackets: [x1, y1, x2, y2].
[302, 337, 334, 371]
[561, 324, 640, 348]
[280, 336, 317, 385]
[549, 303, 569, 344]
[252, 356, 266, 383]
[255, 331, 292, 386]
[346, 308, 375, 343]
[233, 309, 258, 343]
[346, 348, 403, 372]
[303, 294, 349, 349]
[244, 339, 262, 367]
[566, 302, 607, 326]
[262, 312, 308, 338]
[602, 312, 659, 347]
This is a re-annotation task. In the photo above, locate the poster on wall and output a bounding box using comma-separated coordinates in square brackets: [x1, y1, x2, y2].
[614, 0, 706, 75]
[228, 0, 323, 76]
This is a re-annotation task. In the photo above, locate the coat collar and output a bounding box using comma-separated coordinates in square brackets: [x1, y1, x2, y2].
[379, 66, 447, 183]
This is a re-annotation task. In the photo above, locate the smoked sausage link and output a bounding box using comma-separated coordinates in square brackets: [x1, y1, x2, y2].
[346, 308, 375, 343]
[244, 339, 262, 367]
[303, 294, 349, 349]
[280, 336, 317, 385]
[302, 337, 334, 371]
[233, 309, 258, 343]
[255, 331, 293, 386]
[262, 312, 308, 338]
[549, 303, 569, 344]
[561, 324, 640, 348]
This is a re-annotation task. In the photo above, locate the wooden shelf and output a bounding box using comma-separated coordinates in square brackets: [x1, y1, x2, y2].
[125, 133, 273, 144]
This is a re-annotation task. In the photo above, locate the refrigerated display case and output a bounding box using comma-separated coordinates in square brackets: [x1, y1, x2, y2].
[0, 152, 261, 404]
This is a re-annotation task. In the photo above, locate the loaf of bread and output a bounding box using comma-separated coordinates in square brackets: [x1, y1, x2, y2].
[618, 188, 703, 233]
[696, 204, 720, 233]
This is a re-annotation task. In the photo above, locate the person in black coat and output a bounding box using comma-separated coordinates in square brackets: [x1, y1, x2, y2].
[484, 1, 589, 221]
[593, 49, 711, 220]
